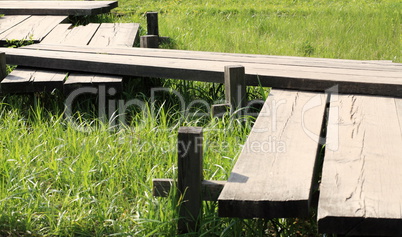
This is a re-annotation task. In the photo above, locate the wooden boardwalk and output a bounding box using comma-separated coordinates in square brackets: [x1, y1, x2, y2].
[0, 15, 68, 44]
[1, 22, 139, 94]
[1, 10, 402, 234]
[0, 1, 117, 16]
[2, 45, 402, 97]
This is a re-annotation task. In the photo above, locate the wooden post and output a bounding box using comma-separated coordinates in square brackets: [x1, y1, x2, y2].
[177, 127, 203, 234]
[140, 35, 159, 48]
[0, 52, 6, 95]
[146, 12, 159, 36]
[0, 52, 6, 81]
[224, 65, 247, 114]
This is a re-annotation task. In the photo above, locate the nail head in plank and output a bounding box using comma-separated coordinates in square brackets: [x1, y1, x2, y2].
[318, 95, 402, 236]
[218, 89, 327, 218]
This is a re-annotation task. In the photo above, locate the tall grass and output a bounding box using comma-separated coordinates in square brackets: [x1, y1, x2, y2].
[1, 0, 401, 235]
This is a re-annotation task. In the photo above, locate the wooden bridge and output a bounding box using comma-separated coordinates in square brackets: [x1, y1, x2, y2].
[1, 2, 402, 236]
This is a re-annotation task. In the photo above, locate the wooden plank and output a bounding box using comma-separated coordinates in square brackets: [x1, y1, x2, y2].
[41, 23, 100, 45]
[64, 23, 139, 93]
[0, 15, 67, 43]
[88, 23, 139, 47]
[25, 44, 402, 72]
[0, 15, 31, 34]
[3, 47, 402, 97]
[63, 73, 122, 94]
[218, 89, 327, 218]
[1, 67, 66, 93]
[0, 1, 117, 16]
[317, 95, 402, 236]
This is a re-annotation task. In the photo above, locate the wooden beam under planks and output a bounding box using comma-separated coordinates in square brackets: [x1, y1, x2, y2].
[318, 95, 402, 236]
[2, 44, 402, 97]
[218, 89, 327, 218]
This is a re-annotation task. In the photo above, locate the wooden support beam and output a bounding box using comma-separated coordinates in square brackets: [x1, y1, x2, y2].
[224, 65, 247, 114]
[211, 103, 230, 117]
[153, 178, 226, 201]
[146, 12, 159, 36]
[177, 127, 203, 234]
[140, 35, 159, 48]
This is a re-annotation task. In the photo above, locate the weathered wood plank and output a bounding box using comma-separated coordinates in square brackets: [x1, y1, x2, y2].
[64, 73, 122, 94]
[0, 15, 67, 43]
[25, 44, 402, 72]
[317, 95, 402, 236]
[88, 23, 139, 47]
[41, 23, 100, 45]
[64, 23, 139, 93]
[0, 15, 31, 34]
[3, 46, 402, 97]
[1, 67, 66, 93]
[218, 89, 327, 218]
[0, 1, 117, 16]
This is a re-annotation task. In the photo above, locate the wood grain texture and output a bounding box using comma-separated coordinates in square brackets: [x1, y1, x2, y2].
[88, 23, 139, 47]
[178, 127, 203, 233]
[0, 15, 30, 34]
[3, 46, 402, 97]
[218, 89, 327, 218]
[41, 23, 100, 45]
[25, 44, 402, 72]
[0, 1, 117, 15]
[318, 95, 402, 236]
[64, 23, 139, 93]
[0, 15, 67, 42]
[1, 67, 66, 93]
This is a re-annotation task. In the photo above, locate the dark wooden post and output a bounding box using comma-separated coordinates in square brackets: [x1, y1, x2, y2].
[177, 127, 203, 234]
[146, 12, 159, 36]
[0, 52, 6, 81]
[225, 65, 247, 113]
[212, 65, 247, 117]
[140, 35, 159, 48]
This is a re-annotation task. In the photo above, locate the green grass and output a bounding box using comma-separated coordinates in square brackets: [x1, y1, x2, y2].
[0, 0, 401, 236]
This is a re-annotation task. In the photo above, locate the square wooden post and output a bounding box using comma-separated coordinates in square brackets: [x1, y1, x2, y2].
[146, 12, 159, 36]
[0, 52, 6, 95]
[177, 127, 203, 234]
[212, 65, 247, 117]
[225, 65, 247, 113]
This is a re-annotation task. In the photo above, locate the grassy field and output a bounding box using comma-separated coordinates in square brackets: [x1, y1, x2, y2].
[1, 0, 401, 236]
